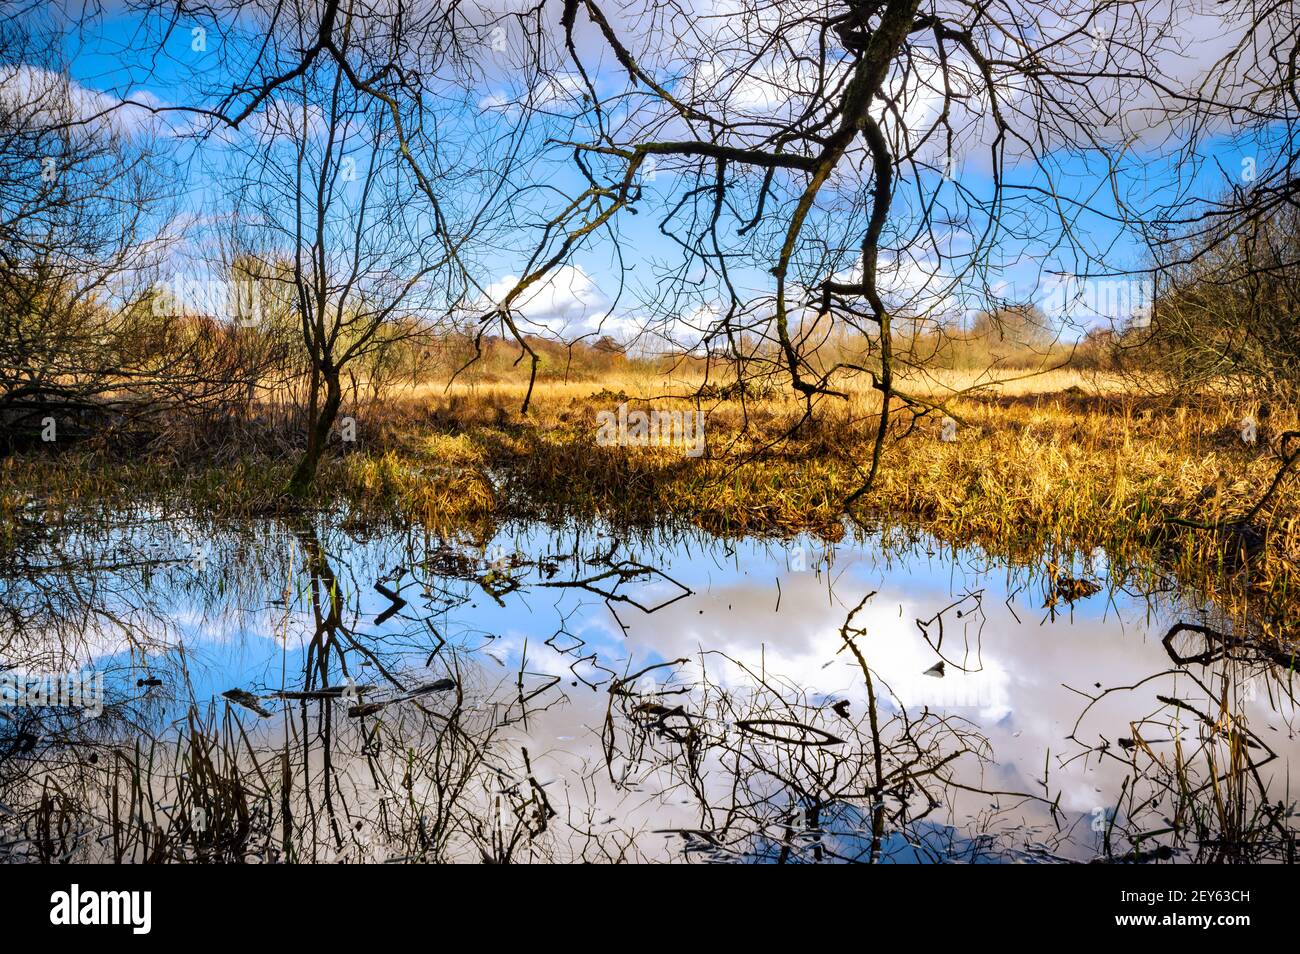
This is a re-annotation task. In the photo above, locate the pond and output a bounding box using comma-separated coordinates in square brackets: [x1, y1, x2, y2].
[1, 508, 1295, 863]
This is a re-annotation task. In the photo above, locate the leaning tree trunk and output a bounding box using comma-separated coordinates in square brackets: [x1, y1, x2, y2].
[285, 369, 342, 497]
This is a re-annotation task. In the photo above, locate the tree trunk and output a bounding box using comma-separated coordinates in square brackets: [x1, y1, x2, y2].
[285, 369, 341, 497]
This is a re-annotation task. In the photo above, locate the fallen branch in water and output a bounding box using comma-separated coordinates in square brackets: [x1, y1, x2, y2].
[347, 678, 456, 717]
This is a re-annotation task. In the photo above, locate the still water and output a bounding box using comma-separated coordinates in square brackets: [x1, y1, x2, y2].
[1, 509, 1295, 862]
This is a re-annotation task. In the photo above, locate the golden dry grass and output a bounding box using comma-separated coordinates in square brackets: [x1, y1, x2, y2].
[377, 368, 1299, 635]
[3, 368, 1296, 638]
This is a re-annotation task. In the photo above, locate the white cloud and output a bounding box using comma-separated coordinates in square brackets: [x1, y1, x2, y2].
[690, 56, 821, 118]
[826, 249, 968, 321]
[0, 64, 165, 137]
[485, 264, 615, 337]
[478, 72, 587, 115]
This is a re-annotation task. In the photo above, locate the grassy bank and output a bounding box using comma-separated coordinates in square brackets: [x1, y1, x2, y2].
[2, 369, 1297, 636]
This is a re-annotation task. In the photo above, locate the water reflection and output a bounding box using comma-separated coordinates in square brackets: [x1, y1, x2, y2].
[0, 509, 1296, 862]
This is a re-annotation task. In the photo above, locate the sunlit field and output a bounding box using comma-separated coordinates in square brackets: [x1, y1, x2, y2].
[7, 365, 1296, 638]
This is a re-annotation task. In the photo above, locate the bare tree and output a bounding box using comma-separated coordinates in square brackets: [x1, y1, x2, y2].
[97, 0, 550, 489]
[0, 13, 302, 450]
[226, 43, 463, 493]
[475, 0, 1195, 495]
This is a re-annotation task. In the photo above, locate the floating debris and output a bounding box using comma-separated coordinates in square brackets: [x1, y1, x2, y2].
[347, 678, 456, 718]
[221, 688, 273, 718]
[1046, 576, 1102, 606]
[736, 719, 844, 747]
[271, 685, 375, 702]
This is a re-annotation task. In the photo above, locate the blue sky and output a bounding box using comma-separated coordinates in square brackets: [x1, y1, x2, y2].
[18, 1, 1284, 343]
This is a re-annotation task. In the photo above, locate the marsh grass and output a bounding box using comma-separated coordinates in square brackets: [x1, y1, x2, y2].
[2, 369, 1297, 637]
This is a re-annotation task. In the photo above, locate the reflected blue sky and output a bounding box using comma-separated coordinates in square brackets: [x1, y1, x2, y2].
[13, 511, 1290, 860]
